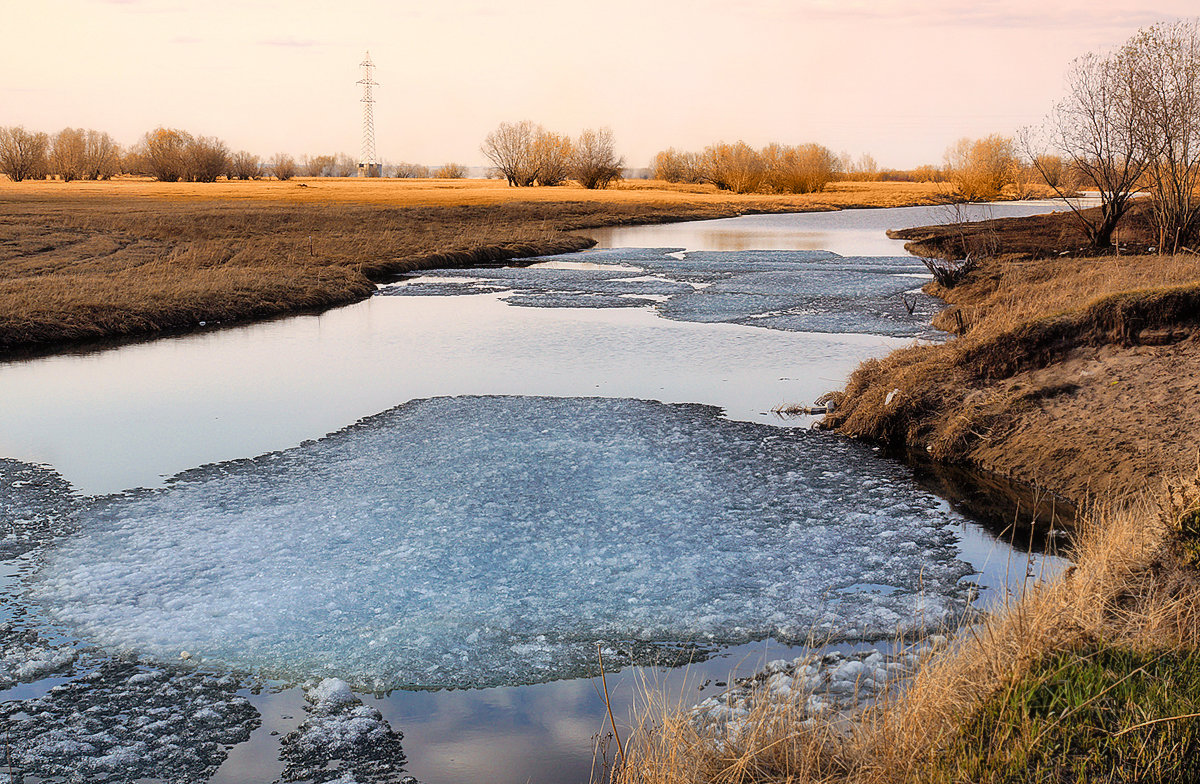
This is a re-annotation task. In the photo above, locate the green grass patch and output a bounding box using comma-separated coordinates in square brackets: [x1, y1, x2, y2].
[937, 645, 1200, 783]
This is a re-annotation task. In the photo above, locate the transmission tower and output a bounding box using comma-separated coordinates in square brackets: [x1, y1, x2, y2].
[357, 51, 381, 177]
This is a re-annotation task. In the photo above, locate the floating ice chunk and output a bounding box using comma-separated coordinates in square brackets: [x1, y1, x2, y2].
[0, 621, 78, 687]
[32, 396, 974, 690]
[0, 660, 258, 781]
[280, 678, 406, 783]
[378, 249, 944, 337]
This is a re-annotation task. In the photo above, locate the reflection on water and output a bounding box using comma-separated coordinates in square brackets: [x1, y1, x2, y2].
[907, 454, 1076, 555]
[587, 201, 1080, 257]
[0, 295, 900, 496]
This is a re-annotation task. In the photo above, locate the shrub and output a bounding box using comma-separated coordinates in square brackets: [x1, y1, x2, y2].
[83, 130, 121, 180]
[269, 153, 297, 181]
[532, 130, 573, 186]
[49, 127, 87, 182]
[393, 162, 431, 178]
[434, 163, 467, 179]
[133, 128, 193, 182]
[185, 136, 229, 183]
[699, 141, 766, 193]
[762, 142, 837, 193]
[650, 148, 702, 183]
[945, 134, 1018, 201]
[228, 151, 262, 180]
[302, 154, 336, 177]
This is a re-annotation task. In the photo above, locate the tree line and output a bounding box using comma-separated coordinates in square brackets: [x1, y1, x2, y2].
[0, 126, 471, 183]
[651, 142, 840, 194]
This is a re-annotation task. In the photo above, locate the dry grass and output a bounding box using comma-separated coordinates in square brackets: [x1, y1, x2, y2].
[861, 485, 1200, 781]
[0, 178, 947, 355]
[618, 470, 1200, 784]
[824, 252, 1200, 474]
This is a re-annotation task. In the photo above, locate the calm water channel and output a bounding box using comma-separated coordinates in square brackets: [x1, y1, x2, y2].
[0, 201, 1072, 784]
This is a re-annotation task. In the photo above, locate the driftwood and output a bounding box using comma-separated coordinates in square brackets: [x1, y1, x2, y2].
[920, 252, 979, 287]
[773, 393, 837, 417]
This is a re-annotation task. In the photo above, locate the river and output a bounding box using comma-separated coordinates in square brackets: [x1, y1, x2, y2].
[0, 200, 1070, 783]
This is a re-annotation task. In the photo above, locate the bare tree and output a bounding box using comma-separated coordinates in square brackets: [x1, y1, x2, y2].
[572, 128, 623, 189]
[83, 130, 120, 180]
[482, 120, 540, 186]
[270, 153, 297, 181]
[185, 136, 229, 182]
[1026, 47, 1152, 249]
[0, 126, 49, 182]
[134, 128, 193, 181]
[229, 151, 262, 180]
[49, 127, 87, 182]
[434, 162, 467, 179]
[303, 154, 336, 177]
[1126, 19, 1200, 252]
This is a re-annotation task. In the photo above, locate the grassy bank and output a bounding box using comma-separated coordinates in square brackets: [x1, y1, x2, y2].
[824, 252, 1200, 504]
[619, 475, 1200, 783]
[618, 206, 1200, 783]
[0, 178, 945, 357]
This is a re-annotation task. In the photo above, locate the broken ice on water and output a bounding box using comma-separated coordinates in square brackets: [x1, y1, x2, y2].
[379, 248, 944, 338]
[31, 395, 975, 691]
[0, 658, 260, 782]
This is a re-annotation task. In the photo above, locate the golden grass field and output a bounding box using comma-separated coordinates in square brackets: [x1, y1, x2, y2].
[0, 178, 948, 355]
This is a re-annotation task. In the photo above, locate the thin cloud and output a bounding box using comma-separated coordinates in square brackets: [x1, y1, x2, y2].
[171, 34, 201, 44]
[258, 36, 325, 48]
[784, 0, 1184, 29]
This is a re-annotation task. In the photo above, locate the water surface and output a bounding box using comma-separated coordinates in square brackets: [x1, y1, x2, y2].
[0, 202, 1071, 784]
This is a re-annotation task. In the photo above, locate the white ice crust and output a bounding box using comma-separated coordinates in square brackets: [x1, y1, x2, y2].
[32, 396, 974, 690]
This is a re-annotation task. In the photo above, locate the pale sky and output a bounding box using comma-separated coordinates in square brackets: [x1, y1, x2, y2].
[1, 0, 1194, 169]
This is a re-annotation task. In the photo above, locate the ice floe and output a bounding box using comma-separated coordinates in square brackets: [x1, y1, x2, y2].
[378, 248, 943, 338]
[31, 396, 975, 690]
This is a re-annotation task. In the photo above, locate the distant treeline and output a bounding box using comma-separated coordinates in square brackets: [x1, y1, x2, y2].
[0, 126, 469, 183]
[0, 124, 1074, 206]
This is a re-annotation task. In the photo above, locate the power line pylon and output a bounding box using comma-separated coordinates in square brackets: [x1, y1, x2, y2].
[357, 51, 381, 177]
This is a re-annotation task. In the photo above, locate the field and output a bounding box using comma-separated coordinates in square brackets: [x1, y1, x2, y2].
[0, 178, 947, 356]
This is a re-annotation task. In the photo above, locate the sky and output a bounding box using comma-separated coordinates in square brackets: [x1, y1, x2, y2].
[1, 0, 1195, 169]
